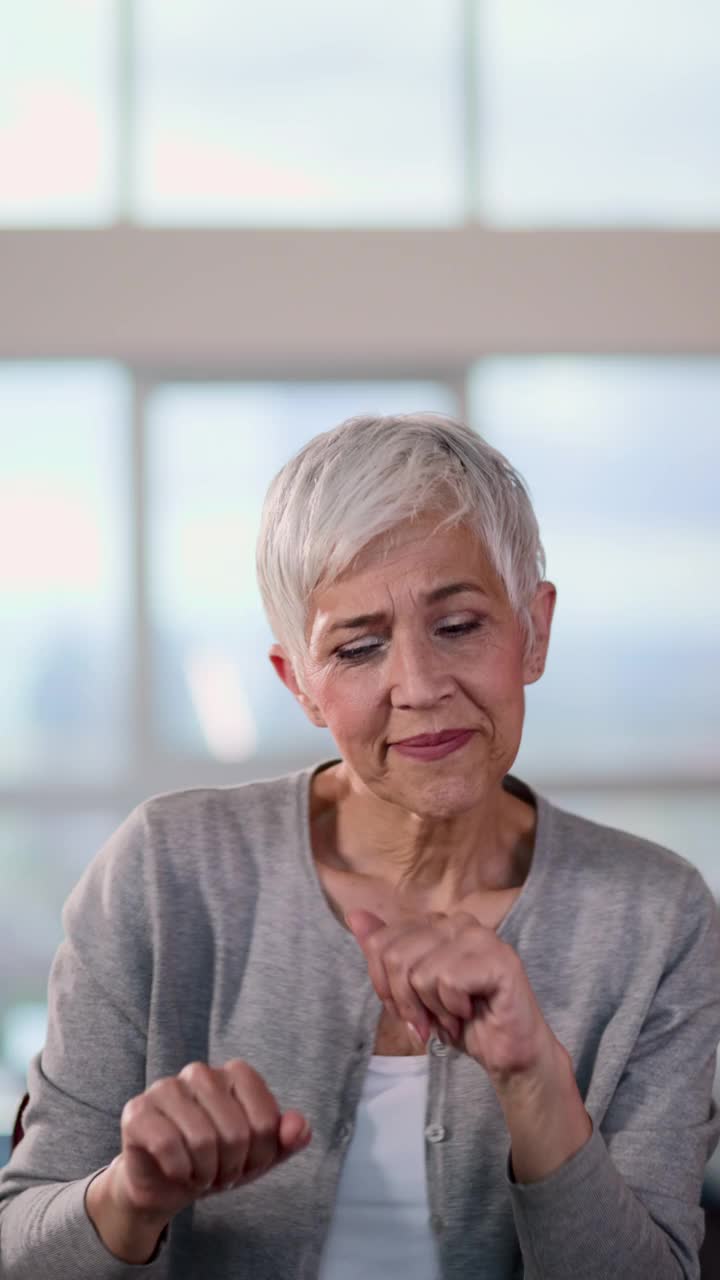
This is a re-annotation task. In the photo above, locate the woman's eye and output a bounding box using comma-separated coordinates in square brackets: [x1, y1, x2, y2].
[336, 639, 383, 662]
[336, 620, 481, 661]
[437, 619, 481, 637]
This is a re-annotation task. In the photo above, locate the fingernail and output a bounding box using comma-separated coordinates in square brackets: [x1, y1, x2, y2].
[406, 1022, 425, 1046]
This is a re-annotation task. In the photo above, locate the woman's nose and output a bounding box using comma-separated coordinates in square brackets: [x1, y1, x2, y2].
[387, 634, 455, 709]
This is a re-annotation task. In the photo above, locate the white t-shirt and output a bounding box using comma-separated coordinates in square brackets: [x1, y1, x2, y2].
[317, 1054, 441, 1279]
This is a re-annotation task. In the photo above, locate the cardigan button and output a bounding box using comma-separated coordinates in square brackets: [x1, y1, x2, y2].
[338, 1122, 354, 1144]
[424, 1123, 447, 1143]
[430, 1036, 449, 1058]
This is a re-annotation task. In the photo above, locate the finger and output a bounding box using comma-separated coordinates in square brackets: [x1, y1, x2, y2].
[408, 945, 474, 1039]
[353, 918, 409, 1023]
[359, 929, 398, 1011]
[376, 915, 456, 1038]
[276, 1109, 313, 1160]
[382, 931, 448, 1039]
[345, 908, 387, 945]
[412, 919, 487, 1035]
[179, 1062, 254, 1188]
[359, 918, 397, 1004]
[414, 985, 463, 1042]
[415, 927, 507, 1040]
[145, 1076, 221, 1188]
[122, 1095, 194, 1185]
[436, 972, 475, 1021]
[278, 1109, 312, 1147]
[232, 1110, 312, 1183]
[360, 911, 447, 995]
[222, 1060, 283, 1181]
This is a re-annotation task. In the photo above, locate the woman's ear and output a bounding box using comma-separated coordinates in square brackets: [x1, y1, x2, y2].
[269, 644, 328, 728]
[522, 581, 556, 685]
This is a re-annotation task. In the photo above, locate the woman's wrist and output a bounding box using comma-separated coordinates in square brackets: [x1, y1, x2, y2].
[85, 1163, 169, 1265]
[496, 1042, 593, 1184]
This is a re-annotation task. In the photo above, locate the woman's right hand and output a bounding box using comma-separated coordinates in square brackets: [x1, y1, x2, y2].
[87, 1059, 312, 1257]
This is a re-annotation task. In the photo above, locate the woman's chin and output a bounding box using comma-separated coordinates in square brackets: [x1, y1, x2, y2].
[385, 767, 494, 820]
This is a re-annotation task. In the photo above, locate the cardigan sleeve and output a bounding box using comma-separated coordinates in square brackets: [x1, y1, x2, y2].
[0, 805, 171, 1278]
[504, 867, 720, 1280]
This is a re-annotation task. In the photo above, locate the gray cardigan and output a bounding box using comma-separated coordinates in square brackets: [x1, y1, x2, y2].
[1, 763, 719, 1279]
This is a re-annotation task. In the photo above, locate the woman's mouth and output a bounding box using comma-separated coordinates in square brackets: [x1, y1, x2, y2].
[390, 730, 475, 761]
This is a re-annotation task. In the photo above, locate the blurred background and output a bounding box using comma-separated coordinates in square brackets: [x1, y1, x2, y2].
[0, 0, 719, 1201]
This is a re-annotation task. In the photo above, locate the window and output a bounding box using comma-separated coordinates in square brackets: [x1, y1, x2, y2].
[0, 363, 131, 782]
[0, 2, 116, 223]
[0, 810, 122, 1131]
[135, 0, 463, 225]
[470, 357, 720, 779]
[479, 0, 720, 224]
[4, 1, 720, 227]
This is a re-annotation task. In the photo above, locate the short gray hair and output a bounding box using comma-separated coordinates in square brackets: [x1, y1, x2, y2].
[256, 412, 546, 669]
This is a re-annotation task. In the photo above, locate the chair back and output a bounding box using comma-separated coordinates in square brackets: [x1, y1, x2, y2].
[11, 1092, 29, 1153]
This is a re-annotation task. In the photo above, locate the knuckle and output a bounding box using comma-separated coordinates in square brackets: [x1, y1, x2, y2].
[365, 932, 384, 959]
[191, 1131, 216, 1160]
[225, 1059, 262, 1091]
[179, 1061, 213, 1085]
[455, 923, 476, 945]
[147, 1131, 178, 1161]
[451, 910, 476, 927]
[224, 1054, 252, 1075]
[226, 1105, 251, 1137]
[182, 1122, 216, 1163]
[225, 1121, 250, 1149]
[145, 1075, 172, 1096]
[121, 1096, 142, 1127]
[384, 947, 405, 976]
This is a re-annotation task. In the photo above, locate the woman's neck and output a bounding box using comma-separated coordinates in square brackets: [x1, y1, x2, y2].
[310, 761, 536, 918]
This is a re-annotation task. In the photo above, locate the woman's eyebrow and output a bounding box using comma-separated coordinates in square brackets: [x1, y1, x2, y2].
[327, 582, 488, 633]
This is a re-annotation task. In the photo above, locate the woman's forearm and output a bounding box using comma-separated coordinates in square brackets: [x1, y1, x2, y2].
[495, 1041, 593, 1184]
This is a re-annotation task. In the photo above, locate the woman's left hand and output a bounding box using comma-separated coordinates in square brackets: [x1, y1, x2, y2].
[345, 908, 560, 1088]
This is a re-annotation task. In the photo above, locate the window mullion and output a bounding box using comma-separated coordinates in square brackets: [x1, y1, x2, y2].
[115, 0, 137, 224]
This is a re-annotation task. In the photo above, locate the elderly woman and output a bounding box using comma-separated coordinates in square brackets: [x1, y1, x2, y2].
[0, 413, 718, 1280]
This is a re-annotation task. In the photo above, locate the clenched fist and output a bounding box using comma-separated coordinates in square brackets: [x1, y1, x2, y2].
[86, 1059, 311, 1263]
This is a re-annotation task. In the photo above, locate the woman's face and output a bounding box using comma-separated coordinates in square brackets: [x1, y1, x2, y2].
[272, 516, 555, 818]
